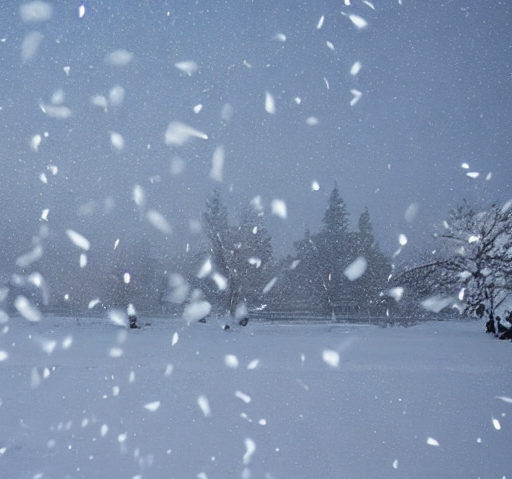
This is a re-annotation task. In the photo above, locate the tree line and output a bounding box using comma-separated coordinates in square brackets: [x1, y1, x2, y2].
[194, 187, 393, 320]
[3, 189, 512, 334]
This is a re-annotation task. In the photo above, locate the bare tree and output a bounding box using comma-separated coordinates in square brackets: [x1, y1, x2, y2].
[202, 191, 274, 317]
[398, 200, 512, 320]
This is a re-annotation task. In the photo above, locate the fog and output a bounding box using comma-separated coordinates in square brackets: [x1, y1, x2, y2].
[1, 0, 511, 266]
[0, 3, 511, 477]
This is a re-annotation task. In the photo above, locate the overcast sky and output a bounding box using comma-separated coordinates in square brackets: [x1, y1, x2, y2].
[1, 0, 511, 260]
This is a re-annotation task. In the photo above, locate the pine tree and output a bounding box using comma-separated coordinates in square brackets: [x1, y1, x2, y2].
[235, 205, 273, 308]
[358, 207, 373, 250]
[202, 190, 233, 313]
[317, 186, 353, 314]
[276, 187, 354, 317]
[354, 208, 392, 315]
[202, 190, 231, 280]
[322, 186, 349, 238]
[293, 229, 332, 313]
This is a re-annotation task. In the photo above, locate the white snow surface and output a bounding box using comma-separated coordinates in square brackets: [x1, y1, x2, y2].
[0, 317, 509, 478]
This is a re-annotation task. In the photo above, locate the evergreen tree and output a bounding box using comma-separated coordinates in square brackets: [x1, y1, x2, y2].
[293, 229, 332, 313]
[354, 208, 392, 315]
[316, 186, 353, 314]
[322, 186, 349, 237]
[274, 186, 354, 317]
[202, 190, 231, 280]
[202, 190, 234, 313]
[358, 207, 374, 250]
[235, 205, 273, 308]
[270, 190, 392, 319]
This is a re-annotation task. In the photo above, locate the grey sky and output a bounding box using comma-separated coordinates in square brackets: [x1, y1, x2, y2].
[1, 0, 511, 260]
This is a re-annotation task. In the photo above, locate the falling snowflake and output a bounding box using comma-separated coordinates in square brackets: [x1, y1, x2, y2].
[88, 298, 100, 309]
[108, 310, 128, 328]
[210, 146, 225, 182]
[183, 301, 212, 323]
[105, 49, 134, 66]
[387, 287, 404, 302]
[175, 60, 198, 76]
[165, 121, 208, 146]
[91, 94, 108, 111]
[322, 350, 340, 368]
[350, 89, 362, 107]
[146, 210, 172, 235]
[243, 438, 256, 465]
[66, 229, 90, 251]
[197, 258, 212, 278]
[262, 277, 277, 294]
[110, 131, 125, 151]
[22, 31, 44, 62]
[492, 417, 501, 430]
[14, 296, 42, 322]
[271, 199, 287, 219]
[20, 1, 53, 23]
[109, 347, 123, 358]
[211, 273, 228, 290]
[344, 257, 367, 281]
[350, 61, 362, 76]
[421, 296, 453, 313]
[235, 391, 252, 404]
[108, 85, 125, 106]
[265, 91, 276, 114]
[426, 437, 440, 447]
[197, 395, 211, 417]
[16, 245, 43, 268]
[144, 401, 161, 412]
[225, 354, 239, 368]
[62, 336, 73, 349]
[247, 359, 260, 370]
[39, 102, 72, 119]
[30, 134, 42, 151]
[346, 13, 368, 29]
[404, 203, 419, 222]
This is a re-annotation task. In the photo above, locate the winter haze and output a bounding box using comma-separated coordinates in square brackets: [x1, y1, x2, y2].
[1, 1, 511, 261]
[0, 1, 511, 478]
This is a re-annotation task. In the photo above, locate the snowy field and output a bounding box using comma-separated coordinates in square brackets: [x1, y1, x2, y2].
[0, 317, 510, 479]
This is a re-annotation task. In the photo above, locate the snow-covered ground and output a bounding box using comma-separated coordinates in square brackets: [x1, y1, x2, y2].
[0, 317, 510, 479]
